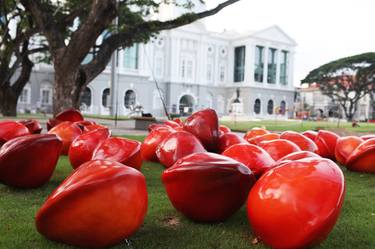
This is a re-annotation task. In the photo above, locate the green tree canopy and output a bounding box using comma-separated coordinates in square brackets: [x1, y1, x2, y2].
[0, 0, 48, 116]
[19, 0, 240, 115]
[301, 52, 375, 121]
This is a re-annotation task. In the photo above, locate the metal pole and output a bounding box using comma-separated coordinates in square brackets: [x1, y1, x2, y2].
[110, 2, 119, 126]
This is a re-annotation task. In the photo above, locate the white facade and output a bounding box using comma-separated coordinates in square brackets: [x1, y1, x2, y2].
[22, 4, 297, 119]
[296, 84, 374, 121]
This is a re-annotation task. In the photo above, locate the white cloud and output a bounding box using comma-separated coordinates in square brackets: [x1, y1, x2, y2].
[204, 0, 375, 86]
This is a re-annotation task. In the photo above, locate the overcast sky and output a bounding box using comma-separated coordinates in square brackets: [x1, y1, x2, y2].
[204, 0, 375, 86]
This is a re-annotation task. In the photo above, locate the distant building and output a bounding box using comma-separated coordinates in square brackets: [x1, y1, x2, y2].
[18, 2, 297, 119]
[295, 83, 374, 121]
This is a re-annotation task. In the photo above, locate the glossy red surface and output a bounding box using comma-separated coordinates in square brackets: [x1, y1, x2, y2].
[0, 121, 30, 144]
[272, 151, 321, 168]
[183, 108, 219, 152]
[47, 108, 84, 130]
[247, 157, 345, 249]
[173, 118, 183, 125]
[258, 139, 301, 161]
[243, 128, 270, 142]
[346, 138, 375, 173]
[219, 125, 231, 134]
[36, 160, 148, 248]
[18, 119, 42, 134]
[73, 120, 96, 131]
[162, 152, 255, 222]
[222, 143, 275, 177]
[276, 150, 321, 162]
[82, 123, 108, 133]
[48, 121, 82, 155]
[314, 130, 340, 159]
[247, 133, 280, 145]
[335, 136, 364, 166]
[164, 120, 182, 129]
[141, 127, 174, 162]
[302, 130, 318, 141]
[92, 137, 142, 170]
[68, 128, 110, 169]
[218, 132, 247, 153]
[360, 134, 375, 141]
[280, 131, 319, 153]
[156, 131, 206, 168]
[0, 134, 62, 188]
[148, 123, 169, 132]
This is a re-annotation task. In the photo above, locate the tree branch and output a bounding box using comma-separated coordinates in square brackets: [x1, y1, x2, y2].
[81, 0, 240, 84]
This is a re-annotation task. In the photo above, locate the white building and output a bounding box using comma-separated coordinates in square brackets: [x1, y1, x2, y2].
[296, 83, 374, 121]
[19, 2, 297, 119]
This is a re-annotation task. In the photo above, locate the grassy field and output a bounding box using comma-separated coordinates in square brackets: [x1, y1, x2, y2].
[0, 135, 375, 249]
[221, 120, 375, 133]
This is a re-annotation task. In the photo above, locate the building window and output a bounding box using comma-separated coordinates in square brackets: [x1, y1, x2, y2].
[19, 88, 29, 104]
[41, 89, 51, 105]
[267, 100, 274, 114]
[207, 62, 213, 82]
[102, 88, 110, 107]
[181, 57, 194, 80]
[254, 45, 264, 82]
[124, 90, 136, 109]
[219, 65, 226, 82]
[186, 60, 193, 79]
[267, 48, 277, 84]
[181, 59, 186, 78]
[123, 44, 138, 69]
[280, 50, 289, 85]
[234, 46, 246, 82]
[254, 99, 261, 114]
[80, 87, 92, 107]
[280, 100, 286, 114]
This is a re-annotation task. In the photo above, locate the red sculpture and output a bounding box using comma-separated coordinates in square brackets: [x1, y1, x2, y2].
[247, 157, 345, 249]
[92, 137, 142, 170]
[222, 143, 275, 177]
[162, 152, 255, 222]
[35, 160, 148, 248]
[183, 108, 220, 152]
[68, 128, 110, 169]
[0, 134, 62, 188]
[156, 131, 206, 168]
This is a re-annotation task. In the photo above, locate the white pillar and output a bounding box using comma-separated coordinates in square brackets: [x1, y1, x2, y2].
[263, 46, 268, 84]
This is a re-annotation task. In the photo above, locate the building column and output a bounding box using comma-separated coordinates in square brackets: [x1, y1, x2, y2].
[245, 43, 253, 83]
[275, 48, 281, 85]
[169, 36, 180, 82]
[288, 50, 295, 88]
[263, 46, 269, 84]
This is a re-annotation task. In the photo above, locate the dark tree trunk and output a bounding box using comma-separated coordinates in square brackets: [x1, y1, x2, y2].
[0, 86, 19, 116]
[53, 63, 87, 115]
[370, 92, 375, 120]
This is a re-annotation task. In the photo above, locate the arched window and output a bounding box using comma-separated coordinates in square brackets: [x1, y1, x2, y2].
[80, 87, 92, 107]
[102, 88, 110, 107]
[179, 95, 195, 116]
[254, 99, 261, 114]
[280, 100, 286, 115]
[124, 90, 136, 109]
[40, 83, 53, 106]
[267, 100, 274, 114]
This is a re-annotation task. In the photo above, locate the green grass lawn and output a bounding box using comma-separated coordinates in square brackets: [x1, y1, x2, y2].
[221, 120, 375, 133]
[0, 136, 375, 248]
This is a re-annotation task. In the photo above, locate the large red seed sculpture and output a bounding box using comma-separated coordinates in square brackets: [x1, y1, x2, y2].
[36, 160, 148, 248]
